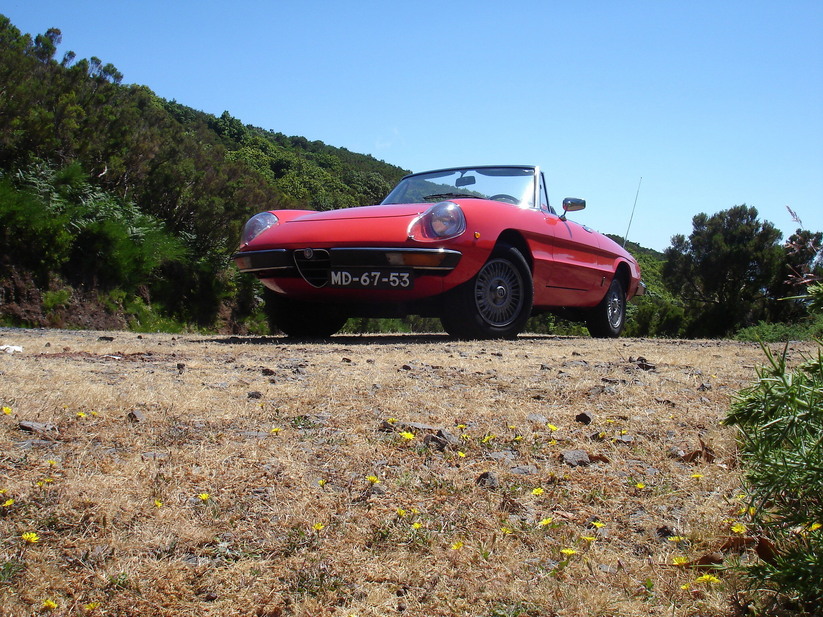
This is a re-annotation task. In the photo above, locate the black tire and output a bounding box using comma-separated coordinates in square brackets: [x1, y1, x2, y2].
[440, 245, 533, 340]
[264, 289, 348, 338]
[586, 277, 626, 338]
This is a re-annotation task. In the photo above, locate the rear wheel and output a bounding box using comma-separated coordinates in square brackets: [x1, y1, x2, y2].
[586, 277, 626, 338]
[264, 289, 348, 338]
[440, 245, 533, 339]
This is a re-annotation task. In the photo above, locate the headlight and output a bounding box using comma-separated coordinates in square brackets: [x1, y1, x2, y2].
[417, 201, 466, 240]
[241, 212, 278, 245]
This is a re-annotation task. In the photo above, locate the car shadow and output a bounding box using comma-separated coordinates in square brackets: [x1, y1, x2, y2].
[196, 333, 571, 346]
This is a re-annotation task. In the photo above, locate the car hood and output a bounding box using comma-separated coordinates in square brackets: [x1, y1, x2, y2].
[285, 204, 425, 222]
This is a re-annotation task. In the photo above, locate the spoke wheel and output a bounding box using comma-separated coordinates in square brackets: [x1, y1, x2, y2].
[474, 258, 526, 328]
[586, 277, 626, 338]
[441, 245, 533, 340]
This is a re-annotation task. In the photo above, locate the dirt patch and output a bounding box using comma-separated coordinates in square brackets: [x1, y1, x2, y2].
[0, 329, 816, 616]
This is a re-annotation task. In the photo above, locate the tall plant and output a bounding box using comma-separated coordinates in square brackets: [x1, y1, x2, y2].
[724, 284, 823, 613]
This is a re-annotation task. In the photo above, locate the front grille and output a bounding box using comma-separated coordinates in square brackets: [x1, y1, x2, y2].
[293, 248, 330, 288]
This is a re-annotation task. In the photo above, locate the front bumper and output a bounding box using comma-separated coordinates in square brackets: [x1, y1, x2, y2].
[233, 246, 462, 288]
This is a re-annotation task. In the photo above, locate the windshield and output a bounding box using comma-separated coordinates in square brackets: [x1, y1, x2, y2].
[382, 166, 537, 207]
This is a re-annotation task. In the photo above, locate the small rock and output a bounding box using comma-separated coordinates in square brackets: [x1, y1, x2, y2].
[561, 449, 591, 467]
[98, 336, 114, 342]
[476, 471, 499, 489]
[176, 363, 185, 374]
[19, 420, 57, 434]
[141, 451, 169, 461]
[247, 391, 263, 399]
[127, 410, 146, 423]
[423, 434, 449, 451]
[510, 465, 538, 475]
[575, 411, 594, 425]
[527, 413, 549, 425]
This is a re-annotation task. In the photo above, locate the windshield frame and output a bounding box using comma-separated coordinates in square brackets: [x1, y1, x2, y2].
[382, 165, 541, 209]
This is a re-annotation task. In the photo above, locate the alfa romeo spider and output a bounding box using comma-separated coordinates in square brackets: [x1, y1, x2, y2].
[233, 165, 644, 339]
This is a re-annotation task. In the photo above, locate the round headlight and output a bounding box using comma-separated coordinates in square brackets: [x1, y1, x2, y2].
[426, 202, 466, 239]
[241, 212, 279, 245]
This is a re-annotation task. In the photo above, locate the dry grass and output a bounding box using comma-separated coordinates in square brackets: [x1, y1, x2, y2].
[0, 329, 815, 616]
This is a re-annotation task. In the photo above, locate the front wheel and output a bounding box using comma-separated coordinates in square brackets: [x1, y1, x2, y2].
[264, 289, 348, 338]
[440, 245, 533, 340]
[586, 277, 626, 338]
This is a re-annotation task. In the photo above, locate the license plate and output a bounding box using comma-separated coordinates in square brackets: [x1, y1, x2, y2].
[329, 269, 414, 289]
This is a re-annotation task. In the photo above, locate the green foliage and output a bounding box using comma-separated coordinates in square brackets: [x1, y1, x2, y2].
[735, 316, 823, 343]
[663, 205, 789, 337]
[724, 344, 823, 612]
[0, 15, 408, 332]
[42, 289, 71, 313]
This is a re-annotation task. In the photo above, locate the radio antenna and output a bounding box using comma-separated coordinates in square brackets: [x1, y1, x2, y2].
[623, 177, 642, 248]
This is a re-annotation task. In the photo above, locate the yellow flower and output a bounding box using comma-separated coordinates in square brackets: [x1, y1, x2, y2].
[2, 406, 12, 415]
[591, 520, 605, 529]
[810, 522, 822, 532]
[154, 499, 163, 508]
[386, 417, 397, 424]
[396, 508, 407, 517]
[76, 411, 87, 418]
[313, 522, 325, 531]
[672, 556, 689, 565]
[538, 518, 553, 527]
[481, 434, 495, 443]
[531, 487, 544, 496]
[47, 459, 57, 466]
[318, 479, 327, 487]
[197, 493, 211, 502]
[270, 427, 282, 434]
[0, 489, 6, 495]
[83, 602, 101, 611]
[500, 526, 514, 535]
[451, 540, 464, 550]
[668, 536, 687, 543]
[42, 599, 58, 610]
[1, 499, 13, 507]
[691, 473, 704, 479]
[22, 531, 39, 544]
[731, 523, 747, 534]
[412, 522, 422, 529]
[547, 424, 559, 431]
[635, 482, 646, 489]
[581, 535, 596, 542]
[456, 424, 467, 430]
[457, 451, 466, 458]
[366, 475, 380, 485]
[680, 583, 691, 590]
[695, 574, 721, 584]
[560, 548, 577, 556]
[399, 431, 415, 440]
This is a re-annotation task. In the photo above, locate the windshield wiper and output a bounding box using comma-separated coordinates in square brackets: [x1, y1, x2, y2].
[423, 193, 482, 201]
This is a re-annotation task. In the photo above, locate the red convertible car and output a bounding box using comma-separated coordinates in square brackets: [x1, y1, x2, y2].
[233, 165, 644, 339]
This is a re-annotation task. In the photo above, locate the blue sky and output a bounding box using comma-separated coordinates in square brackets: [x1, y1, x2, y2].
[4, 1, 822, 251]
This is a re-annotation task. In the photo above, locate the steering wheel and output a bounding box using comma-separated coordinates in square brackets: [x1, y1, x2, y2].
[489, 193, 519, 205]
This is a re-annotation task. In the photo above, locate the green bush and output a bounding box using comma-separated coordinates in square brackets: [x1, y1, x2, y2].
[724, 344, 823, 613]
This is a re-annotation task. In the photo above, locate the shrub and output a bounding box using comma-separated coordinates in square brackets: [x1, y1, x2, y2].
[724, 344, 823, 613]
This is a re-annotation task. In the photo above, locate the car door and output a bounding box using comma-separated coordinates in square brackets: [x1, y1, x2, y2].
[529, 175, 608, 307]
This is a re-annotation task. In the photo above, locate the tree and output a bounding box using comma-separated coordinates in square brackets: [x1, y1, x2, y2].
[662, 205, 785, 337]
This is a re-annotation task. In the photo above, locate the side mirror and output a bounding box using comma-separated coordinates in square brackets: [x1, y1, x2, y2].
[560, 197, 586, 220]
